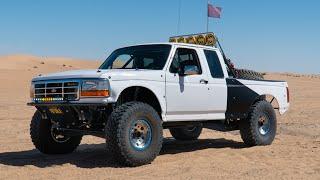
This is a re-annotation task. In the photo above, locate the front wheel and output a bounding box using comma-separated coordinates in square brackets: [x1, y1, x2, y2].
[169, 125, 203, 141]
[105, 102, 163, 167]
[30, 110, 82, 154]
[240, 101, 277, 146]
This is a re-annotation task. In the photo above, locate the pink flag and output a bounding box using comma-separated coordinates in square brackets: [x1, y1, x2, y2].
[208, 4, 222, 18]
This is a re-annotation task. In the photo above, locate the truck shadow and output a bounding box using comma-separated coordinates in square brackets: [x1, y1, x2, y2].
[0, 138, 247, 168]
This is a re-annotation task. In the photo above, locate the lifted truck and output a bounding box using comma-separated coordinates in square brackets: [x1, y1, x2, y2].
[28, 33, 289, 166]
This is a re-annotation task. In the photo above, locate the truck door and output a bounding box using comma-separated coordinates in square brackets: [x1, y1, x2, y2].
[165, 47, 212, 121]
[201, 49, 228, 118]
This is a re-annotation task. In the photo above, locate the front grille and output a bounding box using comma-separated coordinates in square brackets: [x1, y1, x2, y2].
[34, 80, 80, 101]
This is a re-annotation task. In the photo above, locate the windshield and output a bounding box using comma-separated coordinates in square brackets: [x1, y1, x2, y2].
[99, 45, 172, 70]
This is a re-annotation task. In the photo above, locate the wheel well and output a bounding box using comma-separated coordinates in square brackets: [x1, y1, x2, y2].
[117, 86, 162, 117]
[253, 94, 280, 111]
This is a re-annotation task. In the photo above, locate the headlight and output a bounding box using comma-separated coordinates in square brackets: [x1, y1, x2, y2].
[81, 79, 110, 97]
[30, 83, 35, 98]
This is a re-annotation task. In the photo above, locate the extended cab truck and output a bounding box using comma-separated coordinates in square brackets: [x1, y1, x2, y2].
[28, 43, 289, 166]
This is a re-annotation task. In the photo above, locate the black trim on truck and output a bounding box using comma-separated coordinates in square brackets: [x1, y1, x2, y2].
[225, 78, 260, 119]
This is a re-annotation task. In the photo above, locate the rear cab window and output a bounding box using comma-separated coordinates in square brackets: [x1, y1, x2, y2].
[203, 50, 224, 78]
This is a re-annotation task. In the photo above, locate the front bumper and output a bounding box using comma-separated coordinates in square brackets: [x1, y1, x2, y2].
[27, 102, 109, 106]
[28, 96, 117, 107]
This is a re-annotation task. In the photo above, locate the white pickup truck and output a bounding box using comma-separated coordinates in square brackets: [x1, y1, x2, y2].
[28, 39, 289, 166]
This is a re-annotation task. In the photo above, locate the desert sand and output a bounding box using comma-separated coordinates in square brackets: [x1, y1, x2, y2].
[0, 55, 319, 179]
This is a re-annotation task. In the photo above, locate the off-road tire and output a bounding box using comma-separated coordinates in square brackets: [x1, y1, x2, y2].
[30, 110, 82, 154]
[236, 69, 264, 80]
[240, 101, 277, 146]
[169, 125, 203, 141]
[105, 102, 163, 167]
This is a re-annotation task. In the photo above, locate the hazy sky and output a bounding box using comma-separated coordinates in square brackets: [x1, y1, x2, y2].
[0, 0, 319, 74]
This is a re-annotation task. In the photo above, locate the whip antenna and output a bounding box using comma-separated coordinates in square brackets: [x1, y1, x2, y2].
[177, 0, 182, 34]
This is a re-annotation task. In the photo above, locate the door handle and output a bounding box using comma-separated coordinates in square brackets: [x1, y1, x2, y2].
[200, 79, 208, 84]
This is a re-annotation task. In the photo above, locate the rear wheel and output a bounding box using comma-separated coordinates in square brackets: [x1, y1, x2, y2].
[30, 110, 82, 154]
[240, 101, 277, 146]
[105, 102, 163, 166]
[169, 125, 203, 141]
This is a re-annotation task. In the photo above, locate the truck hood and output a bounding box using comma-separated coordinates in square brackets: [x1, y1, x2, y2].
[32, 69, 164, 82]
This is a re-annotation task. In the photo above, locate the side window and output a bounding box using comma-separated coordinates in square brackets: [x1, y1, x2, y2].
[111, 54, 133, 69]
[204, 50, 224, 78]
[143, 58, 154, 67]
[169, 48, 202, 74]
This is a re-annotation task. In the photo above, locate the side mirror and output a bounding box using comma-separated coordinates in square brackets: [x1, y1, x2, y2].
[177, 66, 185, 76]
[178, 65, 199, 76]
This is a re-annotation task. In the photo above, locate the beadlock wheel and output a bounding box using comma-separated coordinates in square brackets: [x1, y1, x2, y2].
[105, 102, 163, 167]
[169, 125, 203, 141]
[129, 119, 152, 151]
[30, 110, 82, 154]
[51, 127, 71, 143]
[258, 115, 270, 135]
[240, 100, 277, 146]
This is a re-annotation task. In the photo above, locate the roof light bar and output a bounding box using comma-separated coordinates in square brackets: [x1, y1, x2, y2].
[169, 32, 217, 46]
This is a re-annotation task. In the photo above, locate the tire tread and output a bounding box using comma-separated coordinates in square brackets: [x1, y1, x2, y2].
[240, 100, 276, 146]
[106, 102, 163, 166]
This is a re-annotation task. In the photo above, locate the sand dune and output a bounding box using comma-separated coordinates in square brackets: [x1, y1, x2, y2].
[0, 55, 319, 179]
[0, 54, 98, 71]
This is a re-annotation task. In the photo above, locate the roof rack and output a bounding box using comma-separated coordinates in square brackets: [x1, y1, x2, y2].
[169, 32, 217, 47]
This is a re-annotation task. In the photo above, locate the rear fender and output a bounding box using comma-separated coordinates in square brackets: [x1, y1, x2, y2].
[226, 78, 289, 119]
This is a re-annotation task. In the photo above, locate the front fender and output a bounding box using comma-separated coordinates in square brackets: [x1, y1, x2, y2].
[108, 80, 166, 116]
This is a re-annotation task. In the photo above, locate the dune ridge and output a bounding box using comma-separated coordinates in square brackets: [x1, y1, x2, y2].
[0, 54, 99, 71]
